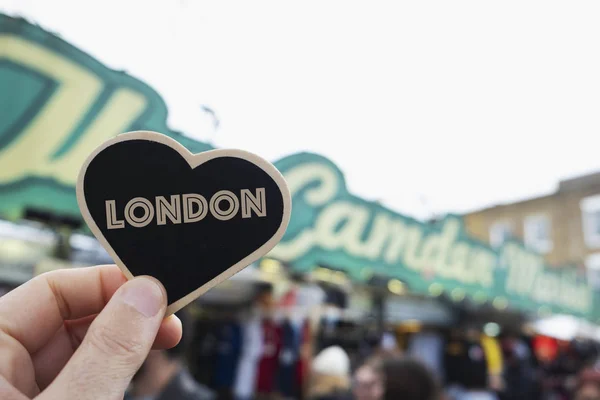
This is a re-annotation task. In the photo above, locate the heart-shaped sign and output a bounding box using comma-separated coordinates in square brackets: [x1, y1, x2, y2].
[77, 131, 291, 315]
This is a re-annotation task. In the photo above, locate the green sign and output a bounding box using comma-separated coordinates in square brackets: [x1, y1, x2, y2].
[270, 152, 598, 320]
[1, 14, 597, 321]
[0, 14, 212, 219]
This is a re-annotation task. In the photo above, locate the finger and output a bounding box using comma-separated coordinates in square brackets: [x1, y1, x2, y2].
[0, 374, 29, 400]
[40, 277, 167, 400]
[0, 329, 38, 397]
[31, 316, 95, 389]
[65, 313, 181, 350]
[154, 314, 183, 349]
[32, 314, 182, 389]
[0, 265, 127, 355]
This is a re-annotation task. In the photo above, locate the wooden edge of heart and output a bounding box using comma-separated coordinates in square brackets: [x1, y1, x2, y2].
[76, 130, 292, 316]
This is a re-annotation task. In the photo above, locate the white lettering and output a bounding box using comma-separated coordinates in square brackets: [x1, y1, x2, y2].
[183, 194, 208, 223]
[285, 163, 339, 206]
[382, 220, 410, 264]
[156, 195, 182, 225]
[272, 163, 499, 290]
[270, 163, 339, 260]
[105, 189, 261, 228]
[362, 214, 397, 260]
[471, 251, 496, 288]
[241, 188, 266, 218]
[502, 243, 591, 313]
[209, 190, 240, 221]
[124, 197, 154, 228]
[403, 229, 425, 270]
[105, 200, 124, 230]
[314, 202, 371, 255]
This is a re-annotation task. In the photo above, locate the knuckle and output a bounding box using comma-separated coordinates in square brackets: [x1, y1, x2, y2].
[86, 325, 144, 360]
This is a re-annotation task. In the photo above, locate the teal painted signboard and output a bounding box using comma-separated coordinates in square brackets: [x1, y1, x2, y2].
[270, 153, 598, 321]
[0, 14, 213, 220]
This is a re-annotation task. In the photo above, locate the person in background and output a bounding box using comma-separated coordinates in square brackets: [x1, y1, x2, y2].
[500, 335, 537, 400]
[574, 365, 600, 400]
[444, 326, 499, 400]
[353, 357, 385, 400]
[354, 356, 440, 400]
[308, 345, 353, 400]
[378, 330, 402, 358]
[408, 325, 446, 383]
[539, 340, 578, 400]
[384, 357, 441, 400]
[125, 310, 216, 400]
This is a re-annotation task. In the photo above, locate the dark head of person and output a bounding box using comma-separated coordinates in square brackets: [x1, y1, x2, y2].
[130, 309, 215, 400]
[354, 356, 439, 400]
[382, 357, 439, 400]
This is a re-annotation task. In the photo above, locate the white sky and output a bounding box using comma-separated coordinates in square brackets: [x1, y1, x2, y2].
[2, 0, 600, 220]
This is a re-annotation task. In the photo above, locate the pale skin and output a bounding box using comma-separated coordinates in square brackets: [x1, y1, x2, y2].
[0, 265, 183, 399]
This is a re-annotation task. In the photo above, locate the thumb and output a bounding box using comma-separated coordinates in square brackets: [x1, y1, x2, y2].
[39, 276, 167, 400]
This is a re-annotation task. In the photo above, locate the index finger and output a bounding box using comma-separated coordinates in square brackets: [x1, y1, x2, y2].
[0, 265, 127, 355]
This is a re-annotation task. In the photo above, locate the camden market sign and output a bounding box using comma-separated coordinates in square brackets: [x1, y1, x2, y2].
[0, 14, 597, 321]
[269, 153, 597, 320]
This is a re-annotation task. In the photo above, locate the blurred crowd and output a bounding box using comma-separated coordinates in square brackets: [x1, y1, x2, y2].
[122, 311, 600, 400]
[309, 335, 600, 400]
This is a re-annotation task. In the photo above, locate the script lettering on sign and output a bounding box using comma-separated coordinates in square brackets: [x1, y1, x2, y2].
[270, 155, 496, 291]
[502, 242, 592, 314]
[271, 153, 596, 318]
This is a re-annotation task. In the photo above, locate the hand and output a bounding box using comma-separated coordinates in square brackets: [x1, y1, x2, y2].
[0, 265, 182, 399]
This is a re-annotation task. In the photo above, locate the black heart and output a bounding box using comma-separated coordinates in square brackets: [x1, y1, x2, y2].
[78, 132, 289, 313]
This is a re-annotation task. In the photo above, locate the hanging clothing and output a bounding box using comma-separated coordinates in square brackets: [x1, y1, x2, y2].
[296, 318, 312, 399]
[502, 337, 537, 400]
[480, 335, 503, 377]
[189, 320, 221, 387]
[213, 322, 243, 392]
[233, 316, 264, 400]
[277, 319, 302, 398]
[444, 338, 489, 390]
[317, 315, 340, 352]
[255, 318, 283, 394]
[295, 284, 326, 310]
[533, 335, 559, 362]
[323, 287, 348, 308]
[408, 331, 445, 380]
